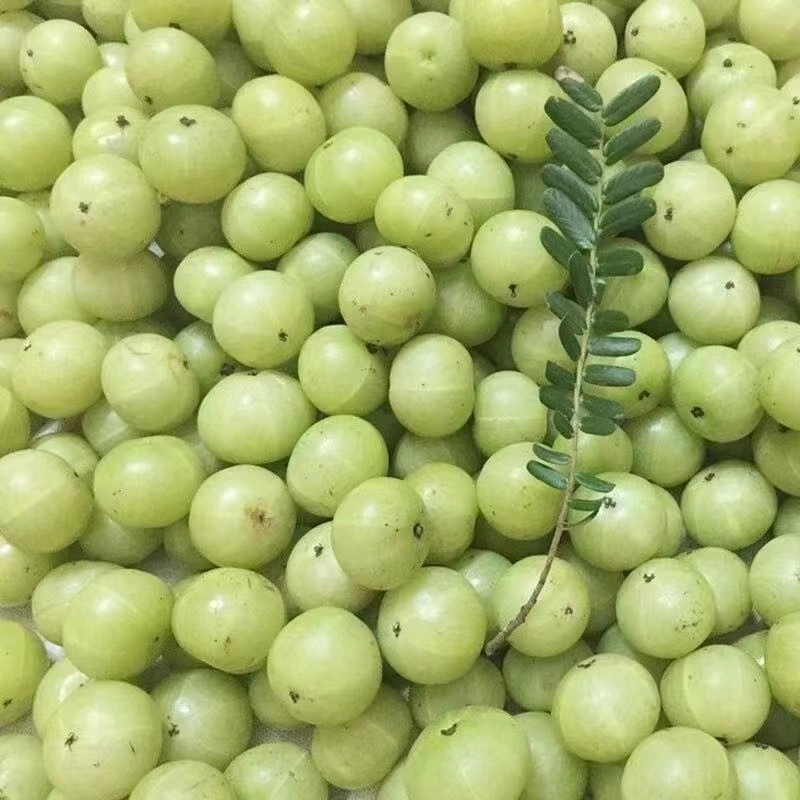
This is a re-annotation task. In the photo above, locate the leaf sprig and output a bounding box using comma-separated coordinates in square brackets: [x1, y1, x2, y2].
[485, 71, 666, 656]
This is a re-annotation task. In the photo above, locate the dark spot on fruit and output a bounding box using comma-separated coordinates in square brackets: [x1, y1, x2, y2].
[116, 115, 130, 128]
[440, 724, 458, 736]
[289, 691, 300, 703]
[248, 506, 272, 533]
[278, 330, 288, 342]
[638, 390, 650, 401]
[602, 496, 617, 508]
[65, 733, 78, 750]
[704, 472, 715, 482]
[392, 622, 401, 637]
[128, 742, 136, 754]
[219, 362, 237, 376]
[1, 699, 11, 708]
[779, 424, 790, 433]
[322, 140, 333, 149]
[224, 635, 232, 650]
[755, 743, 769, 750]
[182, 358, 189, 368]
[22, 343, 31, 351]
[366, 343, 380, 354]
[793, 97, 800, 106]
[691, 406, 704, 418]
[144, 96, 153, 105]
[664, 206, 673, 221]
[717, 736, 729, 745]
[78, 202, 90, 214]
[725, 281, 735, 289]
[629, 27, 638, 36]
[413, 523, 424, 539]
[736, 122, 746, 128]
[643, 572, 655, 583]
[179, 116, 197, 127]
[26, 49, 33, 57]
[169, 22, 182, 29]
[508, 283, 518, 298]
[722, 58, 733, 67]
[92, 762, 101, 768]
[167, 722, 180, 737]
[246, 369, 259, 376]
[564, 606, 573, 616]
[313, 544, 324, 557]
[577, 658, 596, 669]
[725, 146, 734, 155]
[446, 205, 453, 217]
[564, 29, 577, 44]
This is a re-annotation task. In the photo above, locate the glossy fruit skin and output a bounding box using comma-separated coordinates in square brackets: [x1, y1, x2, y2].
[171, 568, 286, 675]
[404, 706, 532, 800]
[267, 606, 383, 726]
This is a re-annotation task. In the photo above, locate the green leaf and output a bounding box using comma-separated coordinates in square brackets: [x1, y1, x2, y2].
[588, 336, 642, 357]
[546, 291, 584, 323]
[569, 250, 593, 307]
[568, 497, 603, 512]
[603, 119, 663, 166]
[598, 196, 657, 238]
[581, 393, 625, 419]
[584, 364, 637, 387]
[580, 415, 618, 435]
[597, 248, 645, 277]
[543, 188, 596, 250]
[558, 77, 603, 112]
[546, 361, 576, 389]
[527, 460, 568, 491]
[540, 385, 573, 416]
[559, 316, 583, 361]
[592, 308, 630, 333]
[542, 164, 598, 217]
[553, 411, 575, 439]
[545, 97, 602, 148]
[568, 508, 601, 527]
[603, 160, 664, 205]
[602, 73, 662, 126]
[533, 442, 572, 466]
[540, 226, 579, 271]
[576, 472, 616, 493]
[546, 129, 602, 185]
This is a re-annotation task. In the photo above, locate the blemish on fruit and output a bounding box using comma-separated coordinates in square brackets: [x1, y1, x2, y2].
[289, 691, 300, 703]
[313, 544, 324, 557]
[643, 573, 655, 583]
[440, 724, 458, 736]
[392, 622, 401, 637]
[179, 117, 197, 127]
[65, 733, 78, 750]
[691, 406, 704, 418]
[413, 523, 424, 538]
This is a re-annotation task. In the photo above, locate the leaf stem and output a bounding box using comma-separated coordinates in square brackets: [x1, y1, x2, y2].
[485, 297, 594, 657]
